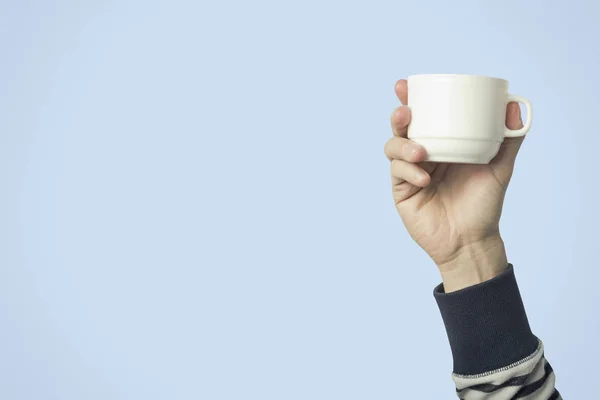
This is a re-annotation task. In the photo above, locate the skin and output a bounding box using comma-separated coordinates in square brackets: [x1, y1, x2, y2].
[385, 79, 526, 292]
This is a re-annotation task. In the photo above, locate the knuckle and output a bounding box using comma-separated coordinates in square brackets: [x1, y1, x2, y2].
[384, 137, 398, 158]
[390, 107, 400, 123]
[386, 138, 410, 161]
[390, 159, 402, 173]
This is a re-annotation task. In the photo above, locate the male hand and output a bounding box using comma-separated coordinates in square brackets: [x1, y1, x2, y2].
[384, 80, 526, 291]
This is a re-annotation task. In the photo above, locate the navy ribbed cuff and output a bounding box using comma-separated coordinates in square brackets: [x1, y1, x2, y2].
[434, 265, 539, 375]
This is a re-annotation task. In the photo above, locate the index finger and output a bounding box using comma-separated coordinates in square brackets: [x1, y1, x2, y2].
[394, 79, 408, 105]
[390, 106, 411, 137]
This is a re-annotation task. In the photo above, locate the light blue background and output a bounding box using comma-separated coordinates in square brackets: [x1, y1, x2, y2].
[1, 0, 597, 398]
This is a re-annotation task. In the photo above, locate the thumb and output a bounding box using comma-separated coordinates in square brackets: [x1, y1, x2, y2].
[490, 102, 525, 178]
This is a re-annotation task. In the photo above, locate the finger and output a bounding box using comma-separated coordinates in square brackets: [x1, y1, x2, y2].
[392, 162, 436, 204]
[490, 102, 525, 179]
[394, 79, 408, 105]
[506, 101, 524, 130]
[390, 106, 411, 137]
[392, 181, 421, 204]
[391, 159, 431, 187]
[497, 102, 525, 157]
[384, 136, 426, 162]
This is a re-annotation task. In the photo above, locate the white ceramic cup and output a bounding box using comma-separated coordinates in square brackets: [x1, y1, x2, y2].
[407, 74, 533, 164]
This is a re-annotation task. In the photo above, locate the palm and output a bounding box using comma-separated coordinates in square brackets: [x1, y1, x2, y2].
[394, 161, 507, 265]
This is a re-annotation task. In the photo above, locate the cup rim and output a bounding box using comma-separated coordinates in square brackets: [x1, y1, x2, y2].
[407, 73, 508, 84]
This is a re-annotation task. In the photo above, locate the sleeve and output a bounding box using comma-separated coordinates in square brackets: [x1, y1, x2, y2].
[434, 265, 562, 399]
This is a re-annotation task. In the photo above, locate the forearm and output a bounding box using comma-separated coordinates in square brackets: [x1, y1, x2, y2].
[435, 265, 561, 399]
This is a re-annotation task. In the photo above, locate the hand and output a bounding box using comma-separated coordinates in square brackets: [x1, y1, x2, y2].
[385, 80, 526, 291]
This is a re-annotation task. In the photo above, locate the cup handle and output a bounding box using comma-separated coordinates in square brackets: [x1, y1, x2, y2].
[504, 94, 533, 138]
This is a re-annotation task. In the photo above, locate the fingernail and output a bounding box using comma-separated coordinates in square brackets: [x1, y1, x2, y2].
[403, 144, 420, 159]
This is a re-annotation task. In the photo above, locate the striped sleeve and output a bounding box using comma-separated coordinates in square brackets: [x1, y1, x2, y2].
[434, 265, 561, 399]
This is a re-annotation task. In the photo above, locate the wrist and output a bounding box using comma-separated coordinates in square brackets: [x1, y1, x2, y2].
[437, 236, 508, 292]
